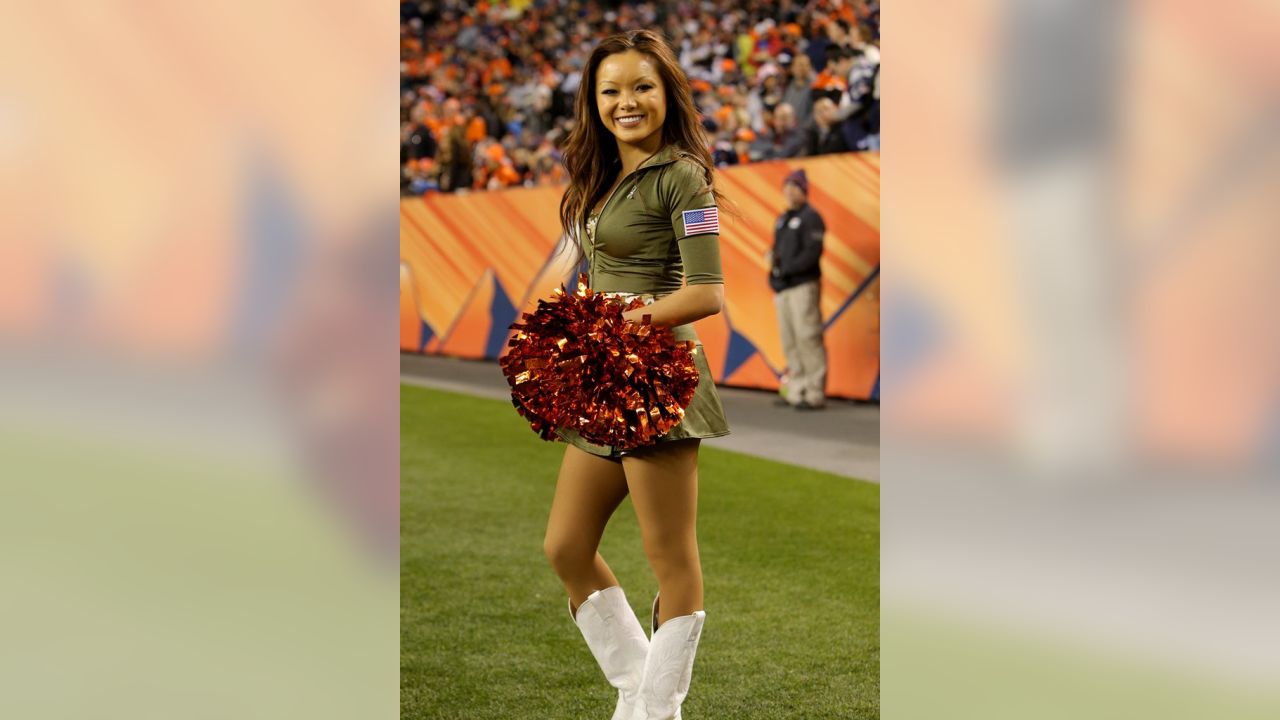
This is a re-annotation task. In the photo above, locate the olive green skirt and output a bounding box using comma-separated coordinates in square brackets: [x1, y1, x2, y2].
[555, 319, 731, 459]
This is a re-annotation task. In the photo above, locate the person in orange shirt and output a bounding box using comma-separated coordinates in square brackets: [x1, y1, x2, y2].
[422, 49, 443, 75]
[733, 128, 756, 164]
[492, 164, 520, 188]
[474, 143, 520, 190]
[811, 44, 854, 105]
[713, 103, 736, 134]
[489, 56, 513, 82]
[464, 112, 488, 144]
[536, 158, 565, 185]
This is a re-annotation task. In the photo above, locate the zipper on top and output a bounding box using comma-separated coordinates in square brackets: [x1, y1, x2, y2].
[587, 167, 639, 286]
[586, 150, 681, 285]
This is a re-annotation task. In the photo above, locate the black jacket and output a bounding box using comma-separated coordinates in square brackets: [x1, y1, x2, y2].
[770, 203, 825, 292]
[802, 121, 849, 156]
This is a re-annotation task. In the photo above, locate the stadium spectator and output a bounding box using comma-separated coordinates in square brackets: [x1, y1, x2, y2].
[752, 102, 805, 160]
[841, 23, 881, 151]
[802, 97, 850, 155]
[403, 121, 437, 162]
[732, 128, 756, 165]
[812, 44, 855, 106]
[474, 142, 522, 190]
[781, 53, 816, 127]
[849, 21, 881, 83]
[399, 0, 882, 195]
[434, 125, 473, 193]
[804, 15, 833, 73]
[711, 136, 738, 168]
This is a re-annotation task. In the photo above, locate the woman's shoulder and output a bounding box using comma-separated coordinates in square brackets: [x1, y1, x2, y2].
[655, 150, 712, 199]
[661, 148, 707, 175]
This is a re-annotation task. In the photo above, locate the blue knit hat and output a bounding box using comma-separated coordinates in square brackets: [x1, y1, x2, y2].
[784, 168, 808, 195]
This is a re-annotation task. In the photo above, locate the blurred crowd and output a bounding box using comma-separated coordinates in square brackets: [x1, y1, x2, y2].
[401, 0, 880, 195]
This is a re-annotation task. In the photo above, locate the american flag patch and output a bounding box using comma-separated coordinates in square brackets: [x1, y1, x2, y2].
[681, 207, 720, 236]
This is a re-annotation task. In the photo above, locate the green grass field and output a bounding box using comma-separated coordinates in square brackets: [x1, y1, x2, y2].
[401, 383, 879, 719]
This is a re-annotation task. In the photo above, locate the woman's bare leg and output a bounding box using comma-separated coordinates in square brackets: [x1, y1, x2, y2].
[543, 445, 630, 613]
[622, 439, 703, 625]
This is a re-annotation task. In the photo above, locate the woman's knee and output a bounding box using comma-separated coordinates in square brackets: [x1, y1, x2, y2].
[543, 534, 593, 578]
[642, 537, 701, 580]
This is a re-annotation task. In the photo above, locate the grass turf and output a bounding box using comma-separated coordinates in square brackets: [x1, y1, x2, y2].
[401, 383, 879, 719]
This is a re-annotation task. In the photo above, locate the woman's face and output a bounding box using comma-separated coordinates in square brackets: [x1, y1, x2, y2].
[595, 50, 667, 150]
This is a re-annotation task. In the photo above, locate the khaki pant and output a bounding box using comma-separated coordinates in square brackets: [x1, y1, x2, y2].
[774, 280, 827, 406]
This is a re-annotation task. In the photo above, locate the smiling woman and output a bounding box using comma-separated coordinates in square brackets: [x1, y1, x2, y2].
[596, 51, 669, 160]
[543, 28, 733, 720]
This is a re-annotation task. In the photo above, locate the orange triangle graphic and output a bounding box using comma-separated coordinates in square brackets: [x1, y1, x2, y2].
[438, 270, 495, 360]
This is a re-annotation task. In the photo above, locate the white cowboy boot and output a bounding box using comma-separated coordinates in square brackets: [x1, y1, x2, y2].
[631, 603, 706, 720]
[571, 586, 650, 720]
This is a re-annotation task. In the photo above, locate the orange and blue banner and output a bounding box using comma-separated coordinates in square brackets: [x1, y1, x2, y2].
[401, 152, 880, 400]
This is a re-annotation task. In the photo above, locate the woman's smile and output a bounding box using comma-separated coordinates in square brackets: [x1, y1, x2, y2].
[615, 113, 645, 128]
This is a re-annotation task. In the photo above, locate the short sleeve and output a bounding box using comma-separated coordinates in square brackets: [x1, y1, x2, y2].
[660, 159, 719, 241]
[677, 235, 723, 286]
[660, 159, 724, 286]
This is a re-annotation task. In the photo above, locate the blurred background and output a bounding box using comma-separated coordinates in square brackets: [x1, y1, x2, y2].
[0, 2, 398, 718]
[885, 0, 1280, 717]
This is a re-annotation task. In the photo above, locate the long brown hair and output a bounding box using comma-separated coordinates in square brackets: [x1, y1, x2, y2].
[557, 30, 729, 260]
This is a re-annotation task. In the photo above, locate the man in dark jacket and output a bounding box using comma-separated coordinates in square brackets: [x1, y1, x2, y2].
[769, 169, 828, 409]
[802, 97, 850, 156]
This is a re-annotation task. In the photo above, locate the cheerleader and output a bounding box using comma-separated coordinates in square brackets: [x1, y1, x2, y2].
[544, 29, 731, 720]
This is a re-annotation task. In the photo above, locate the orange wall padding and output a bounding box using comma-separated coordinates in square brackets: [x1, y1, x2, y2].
[400, 152, 879, 400]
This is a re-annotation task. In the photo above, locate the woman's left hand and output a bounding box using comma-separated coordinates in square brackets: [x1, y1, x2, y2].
[619, 284, 723, 328]
[621, 308, 648, 325]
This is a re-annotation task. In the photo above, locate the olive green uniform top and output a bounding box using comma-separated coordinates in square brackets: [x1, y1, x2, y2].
[556, 145, 732, 458]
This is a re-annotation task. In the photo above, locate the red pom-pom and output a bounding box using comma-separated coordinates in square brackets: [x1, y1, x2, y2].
[500, 274, 700, 449]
